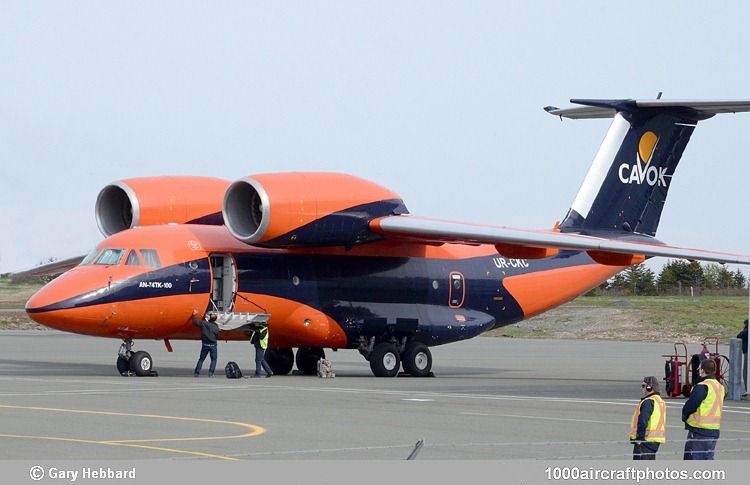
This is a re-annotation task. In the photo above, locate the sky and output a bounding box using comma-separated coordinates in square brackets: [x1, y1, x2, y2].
[1, 1, 750, 275]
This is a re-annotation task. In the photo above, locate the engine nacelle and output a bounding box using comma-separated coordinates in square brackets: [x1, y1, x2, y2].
[95, 176, 230, 236]
[223, 172, 408, 248]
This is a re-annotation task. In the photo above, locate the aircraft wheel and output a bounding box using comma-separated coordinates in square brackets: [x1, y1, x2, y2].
[402, 342, 432, 377]
[266, 348, 294, 375]
[369, 343, 401, 377]
[116, 355, 130, 376]
[129, 351, 153, 377]
[296, 347, 325, 375]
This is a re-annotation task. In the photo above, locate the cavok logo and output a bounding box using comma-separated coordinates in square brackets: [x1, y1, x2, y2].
[617, 131, 669, 187]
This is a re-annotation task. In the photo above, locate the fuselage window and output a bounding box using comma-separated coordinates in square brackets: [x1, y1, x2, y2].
[140, 249, 162, 268]
[94, 248, 125, 266]
[80, 248, 100, 265]
[125, 250, 142, 266]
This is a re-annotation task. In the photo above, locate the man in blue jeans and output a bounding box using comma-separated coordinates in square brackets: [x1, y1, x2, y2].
[682, 359, 725, 459]
[247, 323, 273, 377]
[192, 310, 220, 377]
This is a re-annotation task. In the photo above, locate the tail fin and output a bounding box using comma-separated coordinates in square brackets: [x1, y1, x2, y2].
[547, 99, 750, 237]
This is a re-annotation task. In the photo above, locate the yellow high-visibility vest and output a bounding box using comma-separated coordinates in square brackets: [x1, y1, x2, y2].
[686, 378, 724, 430]
[629, 394, 666, 443]
[251, 326, 269, 350]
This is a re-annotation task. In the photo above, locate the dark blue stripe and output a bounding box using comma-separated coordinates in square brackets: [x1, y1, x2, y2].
[187, 211, 225, 226]
[27, 258, 211, 313]
[260, 199, 408, 248]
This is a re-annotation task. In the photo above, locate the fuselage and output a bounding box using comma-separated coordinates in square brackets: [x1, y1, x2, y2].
[25, 224, 623, 349]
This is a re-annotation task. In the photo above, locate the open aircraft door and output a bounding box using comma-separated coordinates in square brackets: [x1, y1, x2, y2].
[209, 253, 270, 333]
[209, 254, 238, 312]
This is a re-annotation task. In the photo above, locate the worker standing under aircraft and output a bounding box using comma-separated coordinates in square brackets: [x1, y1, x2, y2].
[192, 310, 220, 377]
[247, 323, 273, 377]
[629, 376, 666, 459]
[682, 359, 725, 459]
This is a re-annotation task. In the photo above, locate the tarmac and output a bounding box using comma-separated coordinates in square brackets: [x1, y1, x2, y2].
[0, 331, 748, 461]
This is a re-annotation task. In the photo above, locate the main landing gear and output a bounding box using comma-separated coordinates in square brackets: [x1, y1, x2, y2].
[117, 339, 157, 377]
[265, 348, 294, 375]
[360, 339, 433, 378]
[295, 346, 326, 375]
[263, 342, 433, 378]
[264, 347, 326, 375]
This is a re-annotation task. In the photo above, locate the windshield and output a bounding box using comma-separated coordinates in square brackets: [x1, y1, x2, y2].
[80, 248, 100, 265]
[140, 249, 161, 268]
[93, 248, 126, 265]
[125, 250, 142, 266]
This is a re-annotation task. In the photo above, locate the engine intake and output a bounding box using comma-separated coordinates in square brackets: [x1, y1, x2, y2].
[95, 176, 230, 236]
[223, 172, 407, 248]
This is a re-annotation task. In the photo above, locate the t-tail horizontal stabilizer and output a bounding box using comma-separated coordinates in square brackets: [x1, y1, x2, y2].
[371, 98, 750, 266]
[552, 99, 750, 238]
[545, 99, 750, 119]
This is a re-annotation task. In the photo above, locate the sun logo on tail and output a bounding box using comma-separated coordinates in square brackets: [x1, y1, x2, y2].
[638, 131, 658, 165]
[618, 130, 668, 187]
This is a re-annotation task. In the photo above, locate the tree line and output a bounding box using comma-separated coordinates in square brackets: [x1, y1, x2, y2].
[598, 260, 748, 296]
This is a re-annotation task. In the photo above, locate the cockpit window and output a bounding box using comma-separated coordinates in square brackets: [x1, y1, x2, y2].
[125, 250, 142, 266]
[93, 248, 125, 265]
[80, 248, 100, 265]
[140, 249, 161, 268]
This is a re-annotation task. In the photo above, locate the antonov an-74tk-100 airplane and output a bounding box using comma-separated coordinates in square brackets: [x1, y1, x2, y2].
[23, 99, 750, 377]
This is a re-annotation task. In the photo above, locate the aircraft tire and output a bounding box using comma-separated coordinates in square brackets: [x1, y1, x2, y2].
[129, 351, 153, 377]
[116, 355, 130, 376]
[401, 342, 432, 377]
[266, 348, 294, 375]
[296, 347, 325, 375]
[369, 343, 401, 377]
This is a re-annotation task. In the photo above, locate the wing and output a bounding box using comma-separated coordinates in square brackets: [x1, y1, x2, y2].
[10, 255, 85, 279]
[369, 215, 750, 265]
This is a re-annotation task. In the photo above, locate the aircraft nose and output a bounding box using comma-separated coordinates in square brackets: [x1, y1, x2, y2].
[26, 268, 87, 311]
[25, 268, 111, 331]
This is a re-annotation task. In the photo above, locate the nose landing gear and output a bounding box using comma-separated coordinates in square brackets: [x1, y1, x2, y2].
[117, 339, 157, 377]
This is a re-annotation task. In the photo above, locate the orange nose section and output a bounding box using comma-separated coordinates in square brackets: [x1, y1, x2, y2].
[27, 268, 86, 309]
[25, 268, 112, 333]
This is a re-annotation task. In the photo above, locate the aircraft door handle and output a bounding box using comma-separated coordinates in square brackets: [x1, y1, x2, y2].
[189, 278, 200, 293]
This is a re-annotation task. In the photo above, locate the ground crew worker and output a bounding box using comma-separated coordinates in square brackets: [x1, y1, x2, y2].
[629, 376, 666, 459]
[192, 310, 220, 377]
[247, 323, 273, 377]
[682, 359, 725, 459]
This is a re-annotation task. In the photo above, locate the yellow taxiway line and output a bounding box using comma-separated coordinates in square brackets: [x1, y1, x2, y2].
[0, 404, 266, 461]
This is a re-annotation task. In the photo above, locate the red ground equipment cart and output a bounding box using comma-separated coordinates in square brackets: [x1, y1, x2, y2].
[663, 337, 730, 398]
[663, 342, 690, 398]
[689, 337, 730, 387]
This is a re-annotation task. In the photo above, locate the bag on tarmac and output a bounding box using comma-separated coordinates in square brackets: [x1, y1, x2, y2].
[317, 358, 335, 378]
[225, 361, 243, 379]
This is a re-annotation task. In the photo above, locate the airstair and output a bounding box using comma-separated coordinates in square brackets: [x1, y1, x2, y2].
[214, 311, 270, 331]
